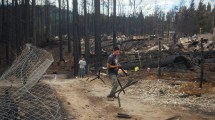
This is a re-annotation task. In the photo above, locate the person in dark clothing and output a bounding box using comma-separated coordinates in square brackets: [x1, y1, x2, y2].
[107, 46, 121, 99]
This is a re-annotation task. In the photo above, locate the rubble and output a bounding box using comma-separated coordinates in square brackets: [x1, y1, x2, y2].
[177, 35, 215, 51]
[120, 54, 193, 71]
[146, 44, 170, 52]
[127, 79, 215, 114]
[112, 33, 215, 72]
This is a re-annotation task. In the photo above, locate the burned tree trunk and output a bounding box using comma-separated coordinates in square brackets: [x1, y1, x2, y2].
[62, 0, 66, 35]
[15, 0, 21, 54]
[94, 0, 101, 70]
[107, 0, 110, 34]
[1, 0, 5, 51]
[54, 12, 57, 35]
[113, 0, 116, 47]
[84, 0, 89, 73]
[5, 0, 13, 64]
[67, 0, 71, 53]
[58, 0, 64, 61]
[45, 0, 51, 47]
[32, 0, 36, 45]
[11, 0, 16, 59]
[2, 0, 10, 64]
[6, 0, 10, 64]
[73, 0, 80, 75]
[24, 0, 30, 43]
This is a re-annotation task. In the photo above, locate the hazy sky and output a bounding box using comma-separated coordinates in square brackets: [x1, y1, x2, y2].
[49, 0, 215, 15]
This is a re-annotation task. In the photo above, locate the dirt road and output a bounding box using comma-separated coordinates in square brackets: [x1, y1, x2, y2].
[45, 76, 215, 120]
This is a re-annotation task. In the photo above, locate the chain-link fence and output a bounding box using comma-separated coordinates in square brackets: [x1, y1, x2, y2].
[0, 44, 61, 120]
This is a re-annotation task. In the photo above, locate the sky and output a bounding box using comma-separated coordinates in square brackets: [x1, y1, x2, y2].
[49, 0, 215, 16]
[118, 0, 215, 15]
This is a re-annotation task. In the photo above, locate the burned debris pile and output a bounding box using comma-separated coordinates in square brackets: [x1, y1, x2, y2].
[111, 34, 215, 114]
[126, 77, 215, 114]
[96, 34, 215, 72]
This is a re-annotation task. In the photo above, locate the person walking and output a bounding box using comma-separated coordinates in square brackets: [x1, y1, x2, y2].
[79, 57, 87, 78]
[107, 46, 121, 99]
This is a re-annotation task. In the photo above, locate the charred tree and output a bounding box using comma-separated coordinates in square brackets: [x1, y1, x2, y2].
[113, 0, 116, 47]
[73, 0, 80, 75]
[32, 0, 36, 45]
[62, 0, 66, 35]
[84, 0, 89, 73]
[45, 0, 51, 47]
[54, 12, 57, 35]
[15, 0, 21, 54]
[2, 0, 9, 64]
[24, 0, 30, 43]
[4, 0, 11, 64]
[94, 0, 101, 70]
[11, 0, 15, 58]
[67, 0, 71, 53]
[6, 0, 10, 64]
[58, 0, 64, 61]
[107, 0, 110, 34]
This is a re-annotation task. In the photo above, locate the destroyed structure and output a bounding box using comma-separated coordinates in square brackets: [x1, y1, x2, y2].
[86, 33, 215, 73]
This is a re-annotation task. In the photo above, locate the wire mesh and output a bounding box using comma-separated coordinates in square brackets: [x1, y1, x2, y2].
[0, 44, 61, 120]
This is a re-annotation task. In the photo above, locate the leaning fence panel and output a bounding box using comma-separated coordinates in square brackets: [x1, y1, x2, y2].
[0, 44, 61, 120]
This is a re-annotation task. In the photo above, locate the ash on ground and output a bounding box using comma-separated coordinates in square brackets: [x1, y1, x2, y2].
[125, 70, 215, 116]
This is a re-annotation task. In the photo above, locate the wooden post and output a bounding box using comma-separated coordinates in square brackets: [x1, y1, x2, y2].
[158, 38, 162, 78]
[199, 38, 204, 88]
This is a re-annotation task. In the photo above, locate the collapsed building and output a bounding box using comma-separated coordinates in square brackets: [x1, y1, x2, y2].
[88, 33, 215, 72]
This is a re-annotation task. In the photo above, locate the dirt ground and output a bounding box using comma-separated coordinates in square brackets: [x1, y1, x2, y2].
[44, 70, 215, 120]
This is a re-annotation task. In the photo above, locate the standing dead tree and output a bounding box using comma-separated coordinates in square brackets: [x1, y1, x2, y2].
[67, 0, 71, 53]
[84, 0, 90, 73]
[113, 0, 116, 47]
[73, 0, 80, 75]
[58, 0, 64, 61]
[94, 0, 101, 70]
[32, 0, 36, 46]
